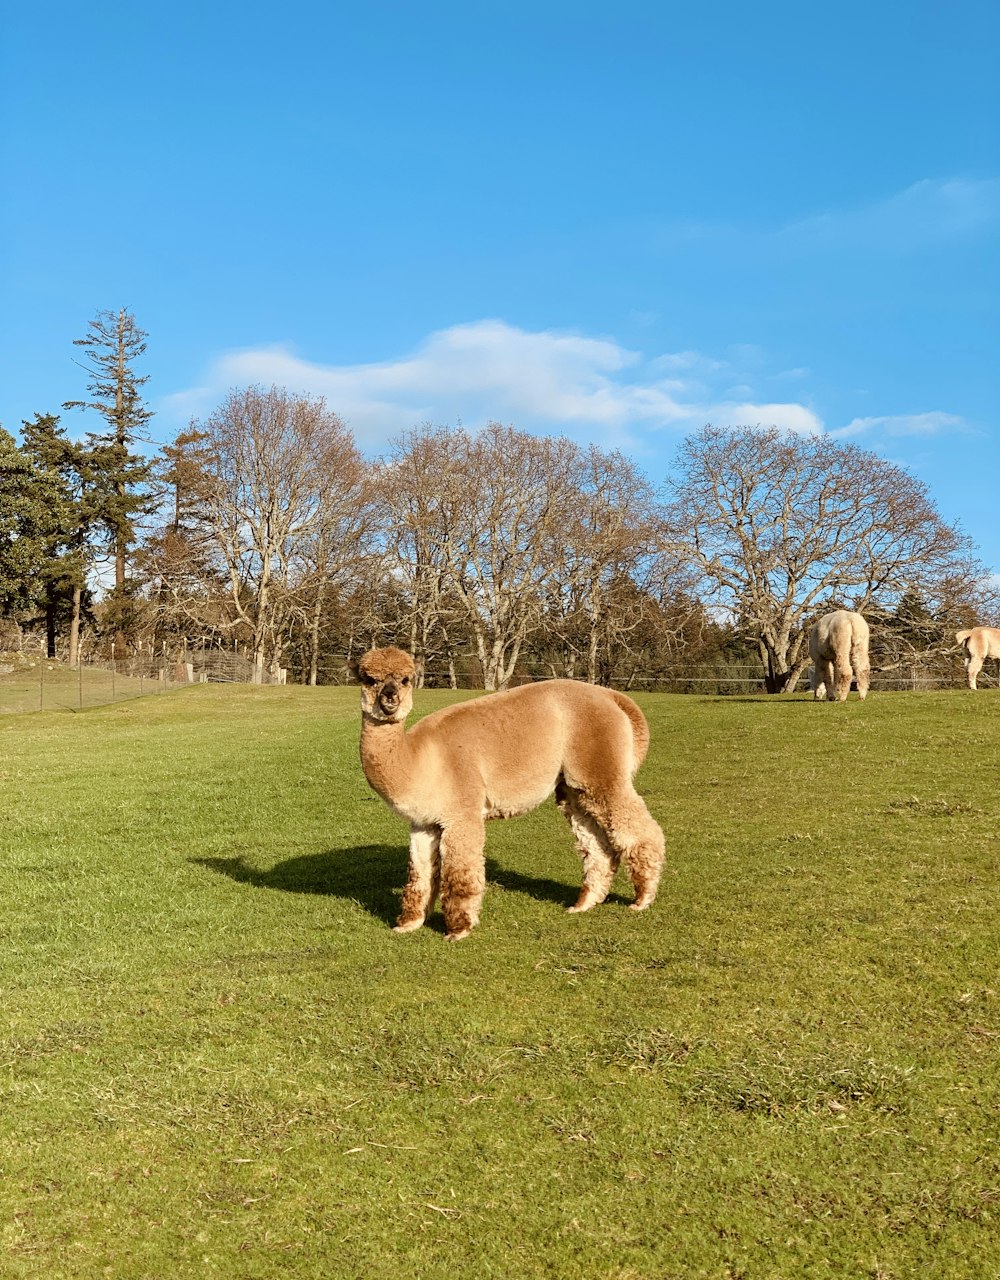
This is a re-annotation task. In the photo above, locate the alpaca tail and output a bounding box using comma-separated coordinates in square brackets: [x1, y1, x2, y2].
[609, 690, 651, 773]
[955, 629, 973, 647]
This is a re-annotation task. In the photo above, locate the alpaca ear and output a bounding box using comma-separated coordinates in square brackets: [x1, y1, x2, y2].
[348, 657, 360, 682]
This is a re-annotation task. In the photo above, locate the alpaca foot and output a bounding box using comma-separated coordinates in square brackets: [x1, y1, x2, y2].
[628, 899, 654, 912]
[567, 884, 608, 913]
[444, 927, 473, 942]
[393, 917, 424, 934]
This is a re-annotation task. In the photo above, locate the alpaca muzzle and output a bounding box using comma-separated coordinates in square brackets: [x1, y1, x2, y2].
[378, 683, 400, 715]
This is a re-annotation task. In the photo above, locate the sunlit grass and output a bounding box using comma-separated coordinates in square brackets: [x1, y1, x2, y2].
[0, 660, 168, 714]
[0, 685, 997, 1277]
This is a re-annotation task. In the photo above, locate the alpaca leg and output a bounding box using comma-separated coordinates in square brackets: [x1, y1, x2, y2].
[578, 786, 665, 912]
[819, 658, 836, 701]
[833, 657, 852, 702]
[966, 654, 981, 691]
[621, 796, 666, 910]
[439, 818, 486, 941]
[394, 825, 441, 933]
[855, 660, 870, 701]
[556, 781, 619, 913]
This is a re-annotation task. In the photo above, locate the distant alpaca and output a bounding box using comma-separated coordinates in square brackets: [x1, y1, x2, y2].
[352, 647, 665, 941]
[955, 626, 1000, 690]
[809, 610, 870, 702]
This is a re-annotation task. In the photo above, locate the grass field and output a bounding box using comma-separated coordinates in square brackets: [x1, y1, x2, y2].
[0, 661, 168, 716]
[0, 684, 997, 1278]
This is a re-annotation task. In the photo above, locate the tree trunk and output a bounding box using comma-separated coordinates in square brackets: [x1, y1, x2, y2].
[472, 627, 493, 690]
[308, 584, 324, 686]
[585, 581, 602, 683]
[762, 649, 793, 693]
[68, 586, 82, 666]
[587, 625, 599, 684]
[45, 600, 57, 660]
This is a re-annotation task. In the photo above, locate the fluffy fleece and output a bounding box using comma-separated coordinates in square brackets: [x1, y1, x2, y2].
[955, 626, 1000, 691]
[353, 647, 665, 941]
[809, 610, 871, 702]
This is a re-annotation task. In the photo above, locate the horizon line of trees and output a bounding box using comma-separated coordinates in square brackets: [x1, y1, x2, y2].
[2, 310, 997, 692]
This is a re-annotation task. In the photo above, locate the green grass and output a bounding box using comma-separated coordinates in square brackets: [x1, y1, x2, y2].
[0, 685, 997, 1278]
[0, 661, 166, 715]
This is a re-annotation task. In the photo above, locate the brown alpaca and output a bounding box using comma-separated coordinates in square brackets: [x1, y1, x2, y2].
[809, 609, 870, 702]
[955, 626, 1000, 690]
[352, 647, 665, 941]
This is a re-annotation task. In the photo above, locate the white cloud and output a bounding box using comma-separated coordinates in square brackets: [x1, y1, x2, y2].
[648, 350, 724, 375]
[652, 177, 1000, 259]
[781, 178, 1000, 253]
[711, 402, 823, 436]
[831, 411, 970, 440]
[628, 309, 660, 328]
[163, 319, 819, 450]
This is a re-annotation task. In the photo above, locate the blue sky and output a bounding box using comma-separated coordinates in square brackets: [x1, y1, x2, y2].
[2, 1, 998, 574]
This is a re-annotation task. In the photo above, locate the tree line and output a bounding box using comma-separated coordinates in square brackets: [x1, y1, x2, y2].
[2, 310, 995, 691]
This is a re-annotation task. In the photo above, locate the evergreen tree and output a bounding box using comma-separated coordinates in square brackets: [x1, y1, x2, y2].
[18, 413, 94, 659]
[63, 308, 156, 638]
[0, 426, 67, 624]
[136, 426, 224, 649]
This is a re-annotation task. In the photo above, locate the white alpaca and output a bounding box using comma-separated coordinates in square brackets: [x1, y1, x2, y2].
[955, 626, 1000, 690]
[809, 610, 870, 702]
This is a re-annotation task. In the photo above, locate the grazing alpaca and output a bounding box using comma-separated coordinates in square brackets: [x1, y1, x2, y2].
[955, 626, 1000, 690]
[353, 647, 665, 941]
[809, 610, 870, 702]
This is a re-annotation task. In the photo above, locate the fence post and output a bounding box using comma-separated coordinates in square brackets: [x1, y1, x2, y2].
[39, 660, 44, 712]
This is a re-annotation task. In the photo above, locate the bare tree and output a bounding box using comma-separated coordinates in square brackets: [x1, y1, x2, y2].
[442, 425, 582, 690]
[376, 426, 468, 684]
[295, 464, 373, 686]
[380, 424, 581, 690]
[561, 446, 665, 683]
[665, 425, 987, 691]
[196, 386, 363, 681]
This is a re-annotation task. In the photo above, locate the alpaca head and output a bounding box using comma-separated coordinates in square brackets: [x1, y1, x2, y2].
[353, 647, 420, 723]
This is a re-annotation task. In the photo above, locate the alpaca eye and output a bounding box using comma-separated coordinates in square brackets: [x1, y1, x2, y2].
[401, 676, 410, 686]
[362, 674, 377, 687]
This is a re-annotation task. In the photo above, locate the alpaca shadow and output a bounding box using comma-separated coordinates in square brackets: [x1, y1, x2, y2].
[485, 860, 631, 908]
[193, 845, 597, 927]
[192, 845, 406, 928]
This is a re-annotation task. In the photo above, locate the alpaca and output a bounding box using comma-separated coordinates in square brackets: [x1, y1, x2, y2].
[955, 626, 1000, 690]
[809, 610, 870, 702]
[352, 647, 665, 941]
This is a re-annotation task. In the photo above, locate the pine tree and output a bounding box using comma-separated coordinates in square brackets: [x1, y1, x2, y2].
[136, 427, 223, 650]
[63, 308, 156, 640]
[18, 413, 94, 659]
[0, 426, 67, 626]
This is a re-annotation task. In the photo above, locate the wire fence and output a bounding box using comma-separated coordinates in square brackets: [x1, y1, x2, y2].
[0, 649, 286, 715]
[0, 650, 987, 716]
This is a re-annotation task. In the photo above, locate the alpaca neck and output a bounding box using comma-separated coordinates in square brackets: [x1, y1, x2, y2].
[359, 714, 412, 802]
